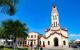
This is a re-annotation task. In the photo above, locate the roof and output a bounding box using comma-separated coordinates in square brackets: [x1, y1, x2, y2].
[53, 3, 56, 8]
[52, 3, 58, 15]
[28, 32, 39, 35]
[40, 31, 68, 39]
[61, 28, 68, 31]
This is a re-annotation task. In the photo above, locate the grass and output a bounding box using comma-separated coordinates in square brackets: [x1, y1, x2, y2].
[0, 46, 39, 50]
[4, 48, 12, 50]
[0, 47, 28, 50]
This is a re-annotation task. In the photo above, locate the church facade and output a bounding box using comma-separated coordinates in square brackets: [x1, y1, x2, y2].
[16, 4, 68, 48]
[39, 4, 68, 48]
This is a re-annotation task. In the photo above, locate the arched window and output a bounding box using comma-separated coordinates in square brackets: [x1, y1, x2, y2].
[28, 42, 29, 45]
[48, 41, 50, 45]
[53, 16, 54, 19]
[53, 15, 57, 20]
[63, 41, 66, 45]
[55, 15, 57, 20]
[54, 22, 57, 27]
[54, 22, 55, 27]
[56, 22, 57, 27]
[43, 41, 45, 45]
[40, 41, 41, 45]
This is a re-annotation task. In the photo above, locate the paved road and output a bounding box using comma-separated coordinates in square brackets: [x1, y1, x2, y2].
[72, 48, 80, 50]
[43, 47, 80, 50]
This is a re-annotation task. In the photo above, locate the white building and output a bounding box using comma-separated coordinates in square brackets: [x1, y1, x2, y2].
[0, 39, 5, 46]
[27, 32, 39, 46]
[26, 4, 68, 48]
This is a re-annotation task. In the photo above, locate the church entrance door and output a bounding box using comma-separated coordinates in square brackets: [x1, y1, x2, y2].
[54, 37, 58, 46]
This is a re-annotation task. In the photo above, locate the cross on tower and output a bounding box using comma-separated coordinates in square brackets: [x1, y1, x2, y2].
[51, 0, 60, 30]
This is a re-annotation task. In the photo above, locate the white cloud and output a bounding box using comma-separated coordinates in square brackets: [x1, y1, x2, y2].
[69, 34, 80, 37]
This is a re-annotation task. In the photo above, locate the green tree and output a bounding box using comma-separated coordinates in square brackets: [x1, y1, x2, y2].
[0, 27, 5, 38]
[2, 19, 28, 50]
[0, 0, 18, 15]
[2, 19, 28, 38]
[69, 40, 75, 44]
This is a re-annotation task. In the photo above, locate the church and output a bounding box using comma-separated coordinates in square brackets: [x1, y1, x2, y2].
[16, 4, 68, 48]
[26, 4, 68, 48]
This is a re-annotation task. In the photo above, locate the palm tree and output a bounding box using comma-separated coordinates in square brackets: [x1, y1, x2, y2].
[0, 0, 18, 15]
[2, 19, 28, 50]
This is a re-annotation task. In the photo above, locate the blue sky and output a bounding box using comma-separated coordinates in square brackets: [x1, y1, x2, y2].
[0, 0, 80, 41]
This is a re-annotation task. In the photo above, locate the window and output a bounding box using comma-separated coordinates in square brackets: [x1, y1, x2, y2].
[35, 35, 36, 38]
[48, 41, 50, 45]
[31, 35, 33, 38]
[40, 41, 41, 45]
[34, 41, 36, 45]
[54, 22, 55, 27]
[18, 41, 19, 45]
[28, 42, 29, 45]
[53, 16, 54, 19]
[24, 41, 26, 44]
[53, 15, 57, 20]
[56, 22, 57, 27]
[55, 15, 57, 20]
[43, 41, 45, 45]
[63, 41, 66, 45]
[54, 22, 57, 27]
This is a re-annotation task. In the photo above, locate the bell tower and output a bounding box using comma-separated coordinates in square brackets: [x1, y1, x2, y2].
[51, 4, 60, 30]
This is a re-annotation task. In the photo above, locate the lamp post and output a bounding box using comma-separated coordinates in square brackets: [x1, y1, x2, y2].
[13, 36, 16, 50]
[10, 35, 16, 50]
[4, 40, 5, 50]
[3, 39, 6, 50]
[38, 35, 40, 50]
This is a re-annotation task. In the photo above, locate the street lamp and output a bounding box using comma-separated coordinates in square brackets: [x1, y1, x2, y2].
[10, 35, 16, 50]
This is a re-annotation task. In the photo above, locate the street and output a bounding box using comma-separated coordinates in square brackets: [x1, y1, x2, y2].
[43, 47, 80, 50]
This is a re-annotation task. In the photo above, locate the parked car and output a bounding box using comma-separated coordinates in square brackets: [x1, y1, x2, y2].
[71, 44, 78, 48]
[77, 44, 80, 47]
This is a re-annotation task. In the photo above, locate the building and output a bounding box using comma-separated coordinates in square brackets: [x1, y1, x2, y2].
[16, 4, 68, 48]
[0, 39, 5, 46]
[26, 4, 68, 48]
[0, 39, 13, 47]
[75, 39, 80, 44]
[27, 32, 40, 46]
